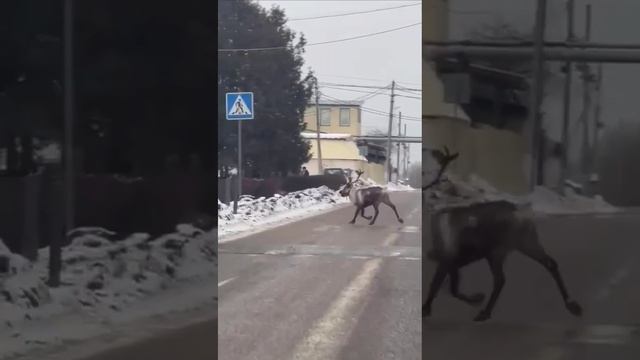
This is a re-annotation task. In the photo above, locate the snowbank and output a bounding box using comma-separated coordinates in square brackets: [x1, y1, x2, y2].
[425, 174, 619, 215]
[530, 186, 619, 215]
[218, 186, 349, 239]
[0, 226, 216, 356]
[384, 182, 417, 192]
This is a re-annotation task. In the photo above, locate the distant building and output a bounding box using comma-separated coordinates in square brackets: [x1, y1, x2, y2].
[303, 99, 363, 136]
[301, 100, 387, 183]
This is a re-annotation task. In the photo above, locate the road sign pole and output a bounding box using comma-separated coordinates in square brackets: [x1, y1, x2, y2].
[225, 91, 253, 215]
[234, 120, 242, 214]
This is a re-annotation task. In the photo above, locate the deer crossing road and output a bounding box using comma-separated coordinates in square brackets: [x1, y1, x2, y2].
[423, 210, 640, 360]
[218, 191, 422, 360]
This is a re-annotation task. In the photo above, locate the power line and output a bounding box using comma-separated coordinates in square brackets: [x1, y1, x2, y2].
[218, 22, 421, 52]
[320, 93, 421, 121]
[321, 85, 388, 96]
[317, 74, 421, 86]
[318, 82, 389, 90]
[288, 3, 420, 21]
[395, 94, 421, 100]
[355, 85, 391, 101]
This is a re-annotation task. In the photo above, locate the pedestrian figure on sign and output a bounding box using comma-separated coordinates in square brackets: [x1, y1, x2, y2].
[233, 98, 246, 115]
[301, 166, 309, 176]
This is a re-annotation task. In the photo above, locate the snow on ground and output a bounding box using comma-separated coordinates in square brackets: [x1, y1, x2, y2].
[425, 174, 619, 215]
[218, 183, 416, 241]
[0, 226, 216, 360]
[384, 182, 418, 192]
[218, 186, 350, 240]
[529, 186, 619, 215]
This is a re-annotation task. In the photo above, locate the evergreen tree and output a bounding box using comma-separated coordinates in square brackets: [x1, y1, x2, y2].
[218, 0, 313, 178]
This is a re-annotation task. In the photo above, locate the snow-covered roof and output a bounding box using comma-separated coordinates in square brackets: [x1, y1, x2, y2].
[301, 132, 352, 140]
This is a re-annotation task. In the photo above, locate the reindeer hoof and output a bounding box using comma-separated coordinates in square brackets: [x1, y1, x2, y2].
[467, 293, 485, 305]
[566, 300, 583, 317]
[473, 311, 491, 322]
[368, 221, 375, 226]
[349, 220, 355, 224]
[398, 218, 404, 223]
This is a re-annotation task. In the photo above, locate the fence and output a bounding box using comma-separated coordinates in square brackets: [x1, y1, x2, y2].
[217, 174, 347, 204]
[0, 169, 218, 257]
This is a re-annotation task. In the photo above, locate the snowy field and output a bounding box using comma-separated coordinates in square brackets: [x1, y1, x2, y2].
[0, 226, 216, 360]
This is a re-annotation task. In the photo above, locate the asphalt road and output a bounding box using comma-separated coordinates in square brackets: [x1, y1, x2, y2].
[423, 211, 640, 360]
[218, 191, 422, 360]
[73, 319, 217, 360]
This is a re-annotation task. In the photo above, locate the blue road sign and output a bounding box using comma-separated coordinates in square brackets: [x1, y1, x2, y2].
[225, 92, 254, 120]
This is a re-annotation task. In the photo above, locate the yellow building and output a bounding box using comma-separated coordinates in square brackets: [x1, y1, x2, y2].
[303, 100, 363, 136]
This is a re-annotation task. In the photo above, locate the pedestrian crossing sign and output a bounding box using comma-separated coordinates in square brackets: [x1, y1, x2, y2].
[226, 92, 254, 120]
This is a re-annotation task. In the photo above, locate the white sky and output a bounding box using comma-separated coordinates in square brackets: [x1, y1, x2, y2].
[257, 0, 422, 164]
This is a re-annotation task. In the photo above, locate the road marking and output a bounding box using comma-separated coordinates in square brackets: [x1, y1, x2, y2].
[399, 226, 419, 233]
[290, 233, 398, 360]
[571, 324, 636, 345]
[383, 233, 400, 247]
[313, 225, 342, 232]
[218, 277, 237, 287]
[594, 259, 634, 302]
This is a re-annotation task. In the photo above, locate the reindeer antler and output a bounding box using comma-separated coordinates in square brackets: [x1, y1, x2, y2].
[354, 169, 364, 182]
[422, 146, 459, 191]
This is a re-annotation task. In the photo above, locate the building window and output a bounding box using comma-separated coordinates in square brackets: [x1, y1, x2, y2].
[320, 108, 331, 126]
[339, 108, 350, 127]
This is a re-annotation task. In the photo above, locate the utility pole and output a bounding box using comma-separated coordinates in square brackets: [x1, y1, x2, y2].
[50, 0, 75, 287]
[529, 0, 548, 190]
[559, 0, 575, 194]
[315, 78, 323, 174]
[385, 80, 395, 183]
[403, 123, 408, 179]
[592, 63, 603, 178]
[579, 4, 593, 177]
[396, 112, 402, 183]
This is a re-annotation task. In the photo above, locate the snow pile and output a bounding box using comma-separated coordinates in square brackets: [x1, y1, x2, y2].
[424, 174, 618, 215]
[530, 186, 619, 215]
[354, 178, 416, 192]
[0, 226, 216, 335]
[218, 186, 348, 237]
[384, 182, 416, 192]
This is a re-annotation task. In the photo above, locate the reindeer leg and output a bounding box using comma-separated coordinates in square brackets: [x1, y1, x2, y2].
[360, 206, 372, 220]
[474, 253, 506, 322]
[517, 232, 583, 317]
[369, 203, 380, 225]
[382, 194, 404, 223]
[423, 263, 448, 317]
[349, 207, 360, 224]
[449, 269, 485, 306]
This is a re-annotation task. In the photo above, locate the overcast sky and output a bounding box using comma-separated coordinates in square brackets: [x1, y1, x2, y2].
[449, 0, 640, 138]
[257, 0, 422, 164]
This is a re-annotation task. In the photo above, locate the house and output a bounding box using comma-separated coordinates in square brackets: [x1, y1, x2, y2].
[301, 100, 386, 183]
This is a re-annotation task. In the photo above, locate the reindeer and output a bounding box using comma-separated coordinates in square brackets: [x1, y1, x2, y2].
[422, 147, 583, 322]
[338, 170, 404, 225]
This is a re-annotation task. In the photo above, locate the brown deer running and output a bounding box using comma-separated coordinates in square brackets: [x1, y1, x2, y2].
[422, 147, 583, 322]
[339, 170, 404, 225]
